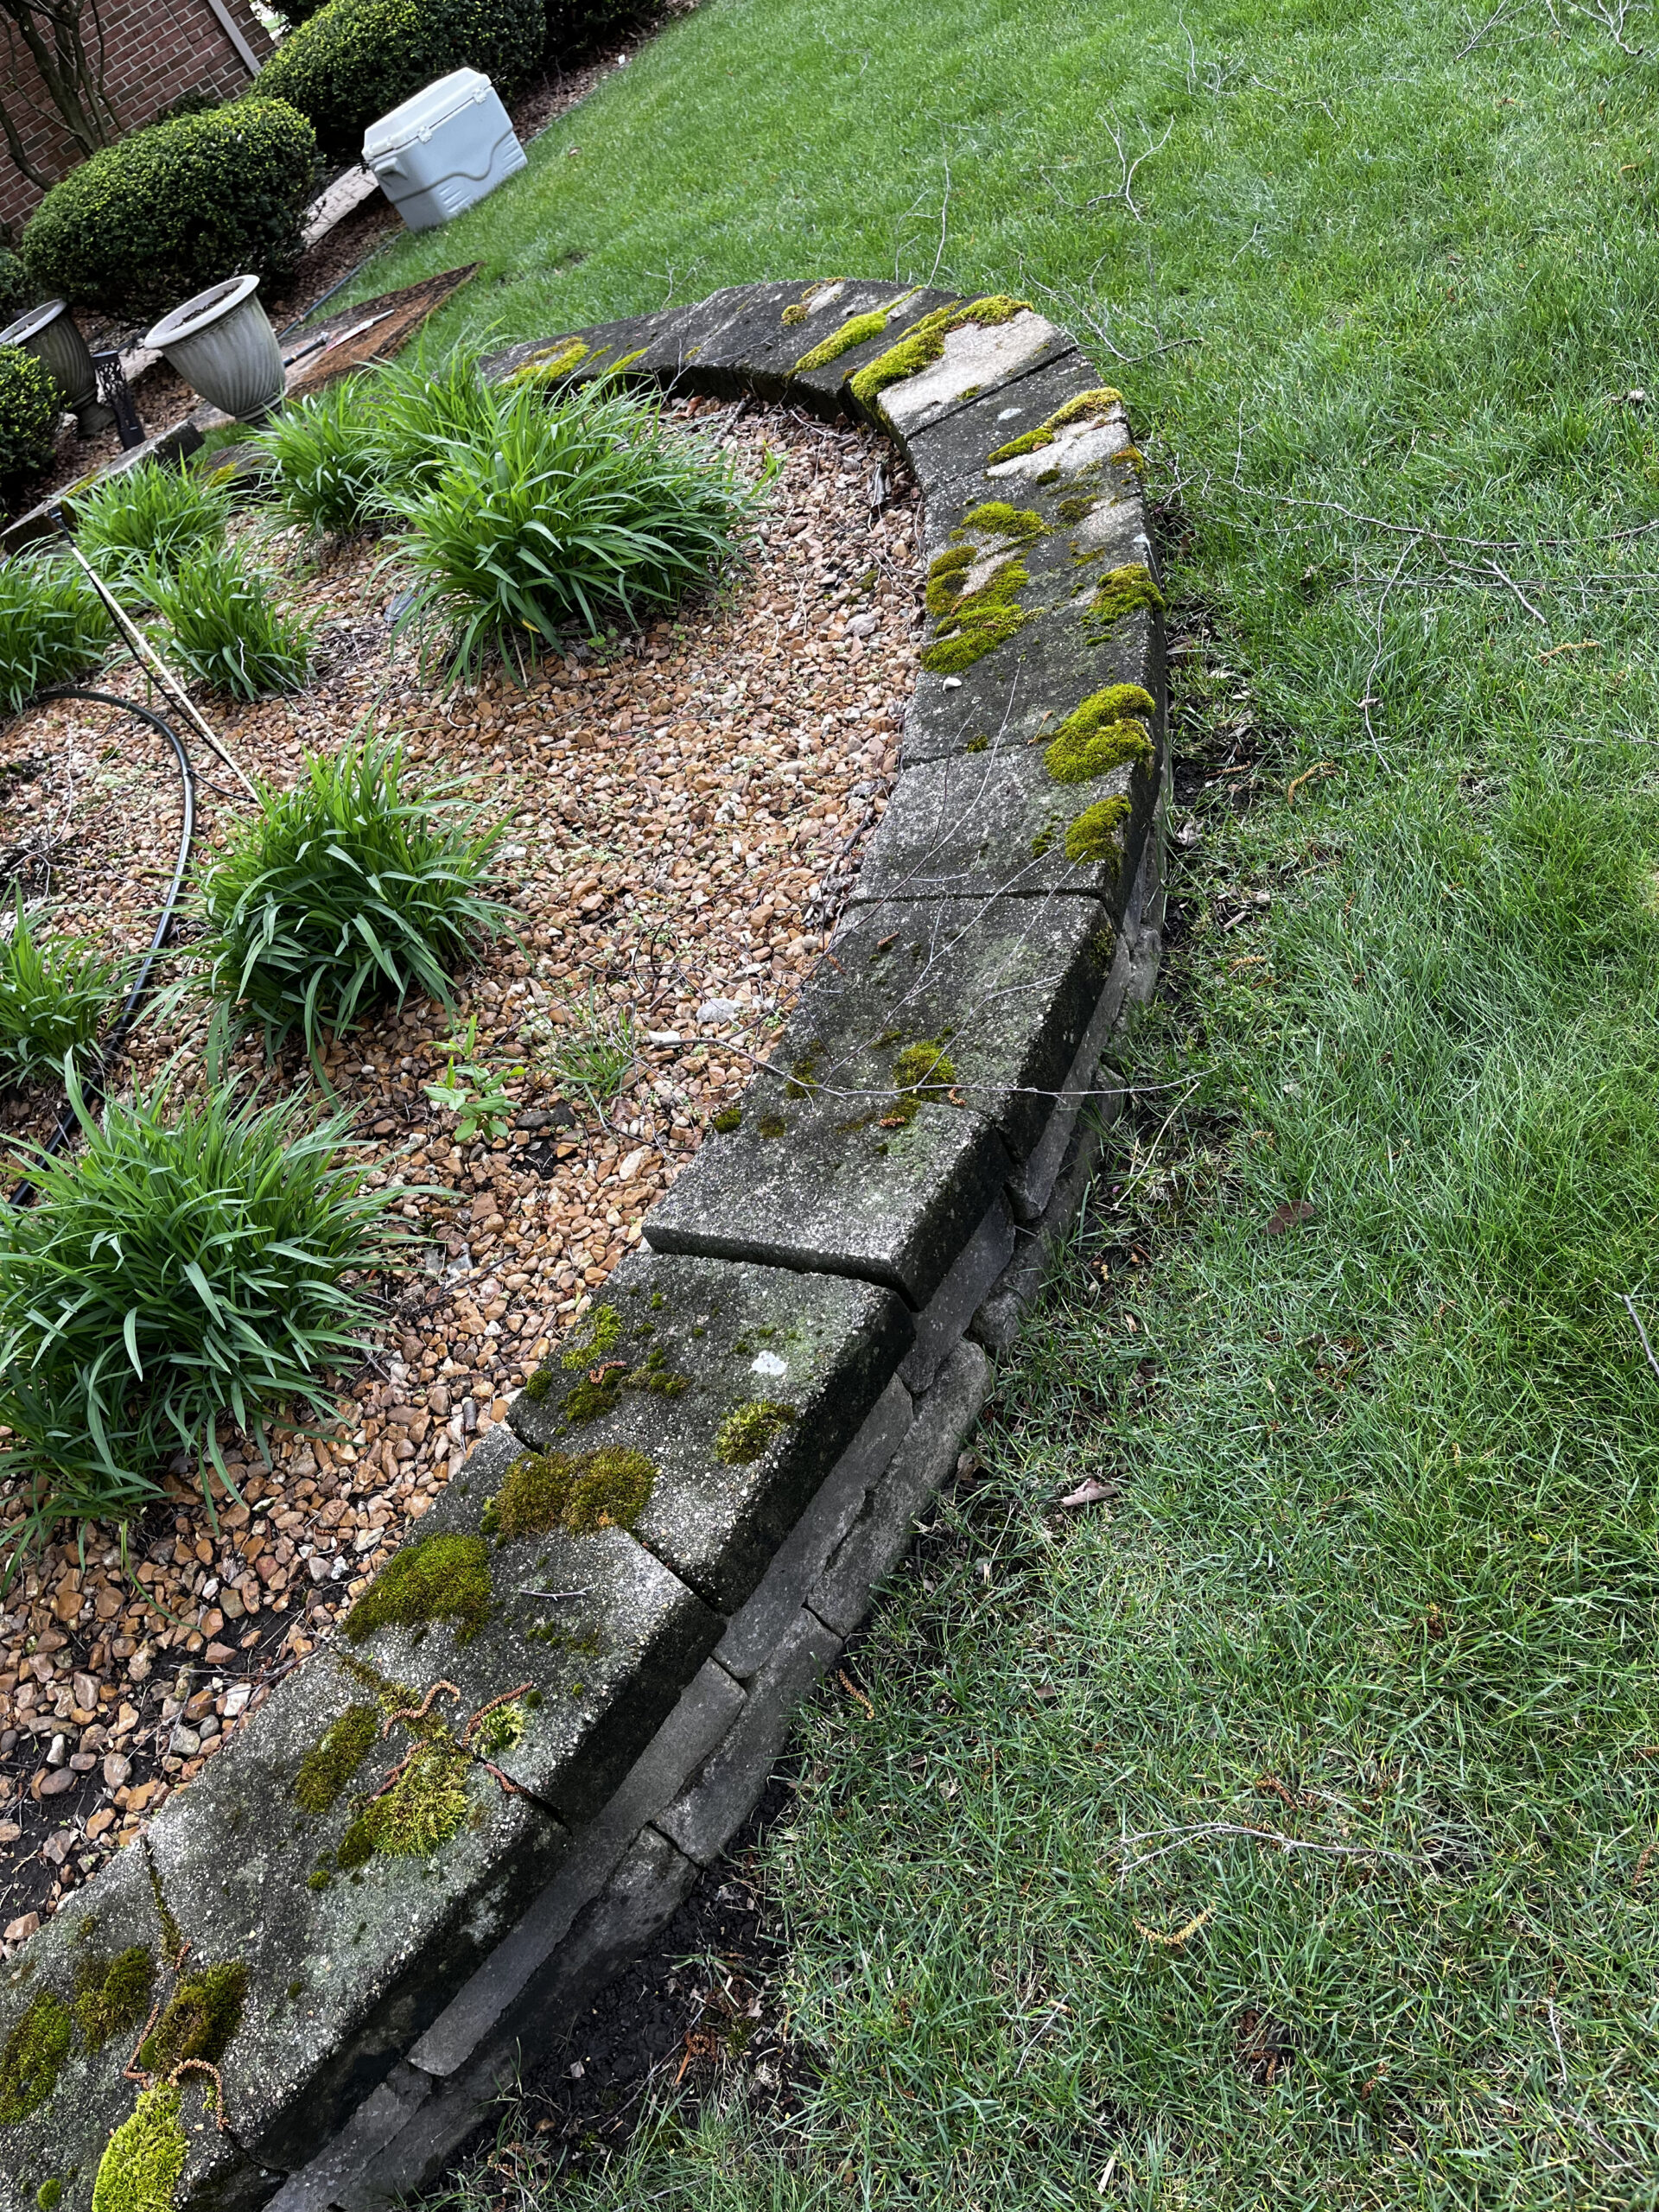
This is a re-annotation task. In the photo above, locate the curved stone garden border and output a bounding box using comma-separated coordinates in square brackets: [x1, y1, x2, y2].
[0, 281, 1169, 2212]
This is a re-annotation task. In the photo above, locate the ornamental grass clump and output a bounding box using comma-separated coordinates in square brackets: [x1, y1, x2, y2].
[385, 378, 756, 684]
[0, 890, 125, 1087]
[147, 543, 312, 700]
[194, 735, 512, 1057]
[0, 547, 111, 712]
[255, 377, 392, 537]
[72, 458, 232, 594]
[0, 1072, 402, 1560]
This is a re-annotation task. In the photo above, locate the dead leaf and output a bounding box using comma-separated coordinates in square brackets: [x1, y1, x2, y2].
[1058, 1477, 1113, 1508]
[1266, 1198, 1314, 1236]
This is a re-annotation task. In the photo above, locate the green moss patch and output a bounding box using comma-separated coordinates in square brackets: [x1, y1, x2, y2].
[562, 1303, 623, 1369]
[920, 557, 1031, 674]
[487, 1445, 657, 1536]
[883, 1039, 959, 1125]
[0, 1988, 73, 2124]
[711, 1106, 743, 1133]
[987, 385, 1122, 465]
[1064, 797, 1133, 865]
[338, 1739, 472, 1867]
[135, 1960, 245, 2079]
[295, 1704, 380, 1815]
[472, 1698, 531, 1758]
[955, 500, 1046, 551]
[74, 1945, 156, 2055]
[1044, 685, 1156, 785]
[716, 1400, 798, 1464]
[91, 2084, 186, 2212]
[503, 337, 588, 387]
[1086, 563, 1165, 633]
[793, 308, 888, 372]
[345, 1535, 493, 1646]
[849, 295, 1030, 410]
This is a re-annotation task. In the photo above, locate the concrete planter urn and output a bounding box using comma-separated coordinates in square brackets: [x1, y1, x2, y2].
[0, 297, 113, 435]
[144, 274, 285, 423]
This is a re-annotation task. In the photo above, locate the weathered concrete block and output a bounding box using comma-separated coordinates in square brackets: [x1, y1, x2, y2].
[480, 307, 692, 391]
[810, 1339, 993, 1637]
[509, 1250, 912, 1611]
[715, 1374, 912, 1681]
[860, 308, 1076, 452]
[645, 1077, 1012, 1313]
[655, 1609, 842, 1866]
[851, 727, 1160, 912]
[903, 356, 1139, 531]
[899, 1194, 1015, 1393]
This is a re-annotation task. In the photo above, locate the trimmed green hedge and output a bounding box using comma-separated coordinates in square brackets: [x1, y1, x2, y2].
[254, 0, 543, 164]
[22, 100, 319, 323]
[544, 0, 639, 60]
[0, 346, 60, 486]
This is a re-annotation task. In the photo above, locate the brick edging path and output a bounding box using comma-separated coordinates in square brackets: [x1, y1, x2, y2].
[0, 281, 1168, 2212]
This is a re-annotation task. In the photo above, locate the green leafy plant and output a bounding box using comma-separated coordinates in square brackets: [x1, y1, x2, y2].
[0, 1070, 403, 1558]
[22, 99, 320, 321]
[0, 891, 124, 1086]
[253, 0, 543, 163]
[194, 734, 512, 1057]
[0, 545, 111, 711]
[71, 458, 232, 594]
[369, 337, 515, 493]
[423, 1014, 518, 1141]
[254, 376, 392, 537]
[147, 543, 313, 699]
[0, 248, 35, 324]
[544, 983, 635, 1113]
[0, 342, 59, 486]
[386, 378, 756, 683]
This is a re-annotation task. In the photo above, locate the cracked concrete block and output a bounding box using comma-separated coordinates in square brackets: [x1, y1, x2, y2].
[715, 1374, 912, 1681]
[509, 1250, 911, 1611]
[656, 1610, 842, 1866]
[899, 1194, 1015, 1393]
[810, 1340, 992, 1637]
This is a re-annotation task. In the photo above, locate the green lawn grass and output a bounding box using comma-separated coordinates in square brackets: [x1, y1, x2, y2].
[392, 0, 1659, 2202]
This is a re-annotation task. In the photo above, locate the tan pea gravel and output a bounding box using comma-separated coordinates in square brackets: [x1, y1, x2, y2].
[0, 395, 924, 1943]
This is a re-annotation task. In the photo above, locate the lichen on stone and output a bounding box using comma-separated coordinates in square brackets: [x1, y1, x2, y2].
[487, 1445, 656, 1537]
[0, 1988, 73, 2124]
[74, 1945, 156, 2054]
[986, 386, 1122, 465]
[1086, 563, 1165, 633]
[715, 1400, 798, 1464]
[91, 2084, 186, 2212]
[792, 308, 888, 374]
[1064, 797, 1133, 865]
[849, 295, 1031, 410]
[294, 1705, 380, 1816]
[345, 1535, 493, 1646]
[1044, 685, 1155, 785]
[757, 1112, 787, 1138]
[136, 1960, 246, 2079]
[563, 1304, 623, 1370]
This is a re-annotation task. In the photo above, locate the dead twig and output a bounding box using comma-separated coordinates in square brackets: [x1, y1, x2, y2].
[1622, 1292, 1659, 1382]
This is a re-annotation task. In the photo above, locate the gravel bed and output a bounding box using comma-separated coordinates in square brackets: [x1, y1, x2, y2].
[0, 394, 923, 1944]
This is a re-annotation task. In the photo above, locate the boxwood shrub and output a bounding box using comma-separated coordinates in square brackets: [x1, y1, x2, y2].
[22, 99, 320, 322]
[544, 0, 638, 60]
[0, 346, 59, 486]
[255, 0, 543, 164]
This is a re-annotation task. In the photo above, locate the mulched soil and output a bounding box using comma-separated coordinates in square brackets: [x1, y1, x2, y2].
[16, 2, 699, 511]
[0, 394, 923, 1947]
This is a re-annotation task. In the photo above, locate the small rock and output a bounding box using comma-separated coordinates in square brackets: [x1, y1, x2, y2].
[697, 998, 743, 1023]
[103, 1753, 131, 1789]
[168, 1726, 201, 1758]
[72, 1672, 97, 1709]
[847, 613, 878, 637]
[45, 1732, 66, 1767]
[127, 1651, 153, 1682]
[645, 1029, 683, 1046]
[223, 1684, 251, 1718]
[38, 1767, 77, 1798]
[0, 1822, 19, 1843]
[3, 1913, 39, 1942]
[68, 1752, 97, 1773]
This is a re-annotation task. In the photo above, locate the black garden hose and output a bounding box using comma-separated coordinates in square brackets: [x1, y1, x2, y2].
[3, 686, 197, 1207]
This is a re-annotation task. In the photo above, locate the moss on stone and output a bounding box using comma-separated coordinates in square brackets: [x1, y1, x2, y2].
[625, 1364, 690, 1398]
[1087, 563, 1165, 632]
[986, 386, 1124, 466]
[757, 1112, 787, 1138]
[489, 1445, 657, 1538]
[562, 1304, 622, 1370]
[473, 1699, 530, 1758]
[91, 2084, 186, 2212]
[339, 1740, 471, 1866]
[1064, 797, 1133, 864]
[849, 295, 1031, 410]
[920, 557, 1030, 673]
[924, 543, 973, 618]
[711, 1107, 742, 1133]
[792, 308, 888, 374]
[37, 2181, 62, 2210]
[74, 1945, 156, 2055]
[883, 1037, 959, 1123]
[1057, 493, 1096, 525]
[504, 337, 588, 388]
[785, 1044, 822, 1099]
[0, 1988, 73, 2124]
[523, 1366, 554, 1402]
[345, 1535, 493, 1646]
[716, 1400, 798, 1464]
[1044, 685, 1156, 785]
[955, 501, 1046, 551]
[136, 1961, 246, 2077]
[294, 1705, 380, 1816]
[561, 1374, 622, 1425]
[964, 734, 988, 753]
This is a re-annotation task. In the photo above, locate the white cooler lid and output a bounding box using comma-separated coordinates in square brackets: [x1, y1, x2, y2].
[363, 68, 493, 162]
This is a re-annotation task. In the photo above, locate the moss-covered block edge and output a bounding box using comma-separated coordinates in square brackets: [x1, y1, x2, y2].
[0, 286, 1166, 2212]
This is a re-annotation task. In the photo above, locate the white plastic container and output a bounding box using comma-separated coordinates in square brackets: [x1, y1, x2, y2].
[363, 68, 526, 232]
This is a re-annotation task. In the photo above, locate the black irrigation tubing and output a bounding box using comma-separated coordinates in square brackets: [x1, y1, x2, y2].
[3, 686, 197, 1210]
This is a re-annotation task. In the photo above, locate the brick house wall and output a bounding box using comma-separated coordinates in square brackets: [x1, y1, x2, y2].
[0, 0, 277, 236]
